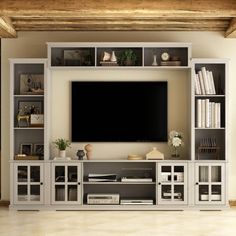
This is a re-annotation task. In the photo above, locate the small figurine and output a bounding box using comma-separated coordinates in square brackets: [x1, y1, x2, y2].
[85, 144, 92, 160]
[17, 108, 30, 127]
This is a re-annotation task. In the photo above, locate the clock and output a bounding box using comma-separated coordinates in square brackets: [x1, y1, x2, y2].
[161, 52, 170, 61]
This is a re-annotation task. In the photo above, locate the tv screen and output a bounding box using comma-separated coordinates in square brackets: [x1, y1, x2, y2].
[71, 81, 167, 142]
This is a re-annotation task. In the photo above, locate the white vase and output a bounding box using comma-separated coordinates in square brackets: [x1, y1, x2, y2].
[152, 55, 158, 66]
[110, 51, 117, 62]
[59, 150, 66, 158]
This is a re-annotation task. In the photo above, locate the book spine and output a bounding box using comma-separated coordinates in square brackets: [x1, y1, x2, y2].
[195, 74, 201, 94]
[197, 99, 202, 128]
[205, 99, 210, 128]
[198, 71, 206, 95]
[206, 71, 213, 94]
[211, 102, 215, 128]
[209, 71, 216, 94]
[201, 99, 206, 128]
[209, 102, 212, 128]
[201, 67, 210, 94]
[214, 103, 218, 128]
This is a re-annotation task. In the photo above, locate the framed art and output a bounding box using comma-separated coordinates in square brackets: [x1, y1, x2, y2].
[20, 143, 33, 156]
[18, 100, 43, 115]
[34, 144, 44, 156]
[20, 74, 44, 95]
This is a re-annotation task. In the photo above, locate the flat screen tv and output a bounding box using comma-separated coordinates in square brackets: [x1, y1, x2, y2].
[71, 81, 167, 142]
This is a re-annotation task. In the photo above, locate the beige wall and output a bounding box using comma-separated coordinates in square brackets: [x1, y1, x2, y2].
[1, 31, 236, 201]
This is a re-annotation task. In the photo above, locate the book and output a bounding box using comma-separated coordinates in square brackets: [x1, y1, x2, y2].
[198, 71, 206, 95]
[201, 99, 206, 127]
[197, 99, 202, 128]
[205, 99, 210, 128]
[195, 74, 201, 94]
[209, 71, 216, 94]
[201, 67, 210, 94]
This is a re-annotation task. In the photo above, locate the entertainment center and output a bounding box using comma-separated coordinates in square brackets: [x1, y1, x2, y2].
[9, 42, 228, 210]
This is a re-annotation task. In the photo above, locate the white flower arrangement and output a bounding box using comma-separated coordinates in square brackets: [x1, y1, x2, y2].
[168, 130, 183, 147]
[168, 130, 183, 157]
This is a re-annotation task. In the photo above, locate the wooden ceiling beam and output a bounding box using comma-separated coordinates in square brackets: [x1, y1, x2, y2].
[12, 19, 229, 28]
[14, 26, 226, 31]
[1, 0, 236, 18]
[225, 18, 236, 37]
[0, 16, 16, 38]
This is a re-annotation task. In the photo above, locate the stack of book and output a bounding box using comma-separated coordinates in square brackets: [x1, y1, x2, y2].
[196, 99, 221, 128]
[88, 173, 117, 182]
[194, 67, 216, 95]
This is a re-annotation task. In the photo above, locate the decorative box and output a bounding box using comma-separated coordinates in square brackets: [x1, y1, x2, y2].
[30, 114, 44, 127]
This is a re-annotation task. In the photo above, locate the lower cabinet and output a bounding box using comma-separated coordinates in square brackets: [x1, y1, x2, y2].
[11, 160, 227, 209]
[157, 163, 187, 205]
[195, 163, 225, 205]
[51, 163, 82, 204]
[14, 163, 44, 204]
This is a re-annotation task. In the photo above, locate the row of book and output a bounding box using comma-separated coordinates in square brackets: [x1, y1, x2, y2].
[194, 67, 216, 95]
[196, 99, 221, 128]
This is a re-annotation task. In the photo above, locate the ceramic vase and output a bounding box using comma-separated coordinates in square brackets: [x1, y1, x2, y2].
[152, 55, 158, 66]
[77, 149, 85, 160]
[59, 150, 66, 158]
[110, 51, 117, 62]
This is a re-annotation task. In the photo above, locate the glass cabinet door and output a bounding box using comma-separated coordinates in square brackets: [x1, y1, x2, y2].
[52, 164, 81, 204]
[14, 164, 43, 204]
[195, 164, 225, 204]
[158, 163, 187, 204]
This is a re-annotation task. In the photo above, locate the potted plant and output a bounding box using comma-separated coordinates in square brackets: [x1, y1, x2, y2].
[120, 49, 137, 66]
[53, 138, 71, 158]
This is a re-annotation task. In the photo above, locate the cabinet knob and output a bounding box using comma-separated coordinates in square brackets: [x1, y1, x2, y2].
[196, 182, 199, 185]
[40, 182, 43, 185]
[78, 182, 81, 185]
[158, 182, 161, 185]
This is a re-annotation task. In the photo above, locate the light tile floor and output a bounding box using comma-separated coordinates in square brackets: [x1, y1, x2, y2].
[0, 207, 236, 236]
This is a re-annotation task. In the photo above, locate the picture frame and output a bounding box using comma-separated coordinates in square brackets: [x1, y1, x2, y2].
[20, 74, 44, 95]
[18, 100, 43, 115]
[20, 143, 33, 156]
[64, 49, 82, 66]
[34, 144, 44, 156]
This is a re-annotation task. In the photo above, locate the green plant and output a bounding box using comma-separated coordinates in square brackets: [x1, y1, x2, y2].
[53, 138, 71, 150]
[120, 49, 137, 65]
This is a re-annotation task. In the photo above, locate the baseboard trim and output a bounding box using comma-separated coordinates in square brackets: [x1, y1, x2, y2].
[3, 201, 236, 208]
[0, 201, 10, 206]
[229, 200, 236, 207]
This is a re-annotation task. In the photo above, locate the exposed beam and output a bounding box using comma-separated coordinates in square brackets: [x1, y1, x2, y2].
[1, 0, 236, 18]
[12, 18, 229, 31]
[0, 16, 16, 38]
[225, 18, 236, 37]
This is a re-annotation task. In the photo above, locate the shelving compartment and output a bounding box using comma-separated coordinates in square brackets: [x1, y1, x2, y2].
[13, 64, 44, 96]
[83, 162, 156, 205]
[144, 47, 189, 67]
[194, 63, 225, 95]
[14, 129, 44, 160]
[96, 47, 142, 67]
[195, 97, 225, 129]
[195, 129, 225, 160]
[51, 47, 95, 67]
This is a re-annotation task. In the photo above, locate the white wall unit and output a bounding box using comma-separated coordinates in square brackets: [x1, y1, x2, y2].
[9, 42, 228, 210]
